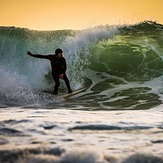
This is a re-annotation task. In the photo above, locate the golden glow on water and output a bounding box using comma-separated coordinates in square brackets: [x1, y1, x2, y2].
[0, 0, 163, 30]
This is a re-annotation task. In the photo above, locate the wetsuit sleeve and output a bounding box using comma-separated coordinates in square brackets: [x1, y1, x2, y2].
[61, 58, 67, 74]
[30, 54, 51, 59]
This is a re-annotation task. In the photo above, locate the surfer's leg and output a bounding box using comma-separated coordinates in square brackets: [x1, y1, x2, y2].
[63, 74, 72, 93]
[53, 76, 60, 95]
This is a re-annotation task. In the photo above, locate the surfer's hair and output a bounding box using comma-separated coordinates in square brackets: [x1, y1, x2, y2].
[55, 48, 63, 55]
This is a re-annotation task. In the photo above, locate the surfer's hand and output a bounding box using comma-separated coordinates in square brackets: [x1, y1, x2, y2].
[59, 74, 64, 78]
[27, 51, 32, 56]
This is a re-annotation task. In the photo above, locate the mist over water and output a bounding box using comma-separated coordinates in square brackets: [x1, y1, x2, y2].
[0, 21, 163, 109]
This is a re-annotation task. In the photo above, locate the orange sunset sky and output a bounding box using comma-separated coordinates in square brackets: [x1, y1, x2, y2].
[0, 0, 163, 30]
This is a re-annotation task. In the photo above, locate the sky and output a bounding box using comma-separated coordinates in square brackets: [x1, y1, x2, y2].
[0, 0, 163, 30]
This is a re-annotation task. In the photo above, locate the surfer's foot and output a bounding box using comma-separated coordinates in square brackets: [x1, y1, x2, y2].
[53, 91, 58, 95]
[68, 89, 72, 93]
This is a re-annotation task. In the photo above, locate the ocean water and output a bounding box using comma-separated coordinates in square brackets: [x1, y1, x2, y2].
[0, 21, 163, 162]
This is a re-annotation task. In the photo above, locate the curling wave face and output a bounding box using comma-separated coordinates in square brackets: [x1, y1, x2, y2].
[0, 21, 163, 109]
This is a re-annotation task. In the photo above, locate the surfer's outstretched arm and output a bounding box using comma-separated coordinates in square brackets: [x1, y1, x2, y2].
[27, 51, 50, 59]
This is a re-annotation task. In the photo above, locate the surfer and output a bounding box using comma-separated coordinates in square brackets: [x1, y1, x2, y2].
[27, 49, 72, 95]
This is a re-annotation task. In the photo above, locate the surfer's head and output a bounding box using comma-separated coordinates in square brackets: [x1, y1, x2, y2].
[55, 48, 63, 58]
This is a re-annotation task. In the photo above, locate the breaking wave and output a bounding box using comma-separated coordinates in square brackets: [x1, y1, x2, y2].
[0, 21, 163, 109]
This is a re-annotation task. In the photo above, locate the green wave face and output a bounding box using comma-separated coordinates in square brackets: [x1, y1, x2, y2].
[88, 23, 163, 82]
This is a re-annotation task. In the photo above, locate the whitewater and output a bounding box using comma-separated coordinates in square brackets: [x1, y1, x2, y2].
[0, 21, 163, 162]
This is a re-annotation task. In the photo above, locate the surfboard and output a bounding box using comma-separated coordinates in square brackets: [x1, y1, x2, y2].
[41, 88, 86, 99]
[60, 88, 86, 99]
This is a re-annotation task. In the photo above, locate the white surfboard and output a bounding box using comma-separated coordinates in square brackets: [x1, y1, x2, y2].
[60, 88, 86, 99]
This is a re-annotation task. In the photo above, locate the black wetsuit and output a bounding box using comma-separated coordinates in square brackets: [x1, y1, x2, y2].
[30, 54, 71, 94]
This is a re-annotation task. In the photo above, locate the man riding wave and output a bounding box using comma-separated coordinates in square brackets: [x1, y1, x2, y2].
[27, 48, 72, 95]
